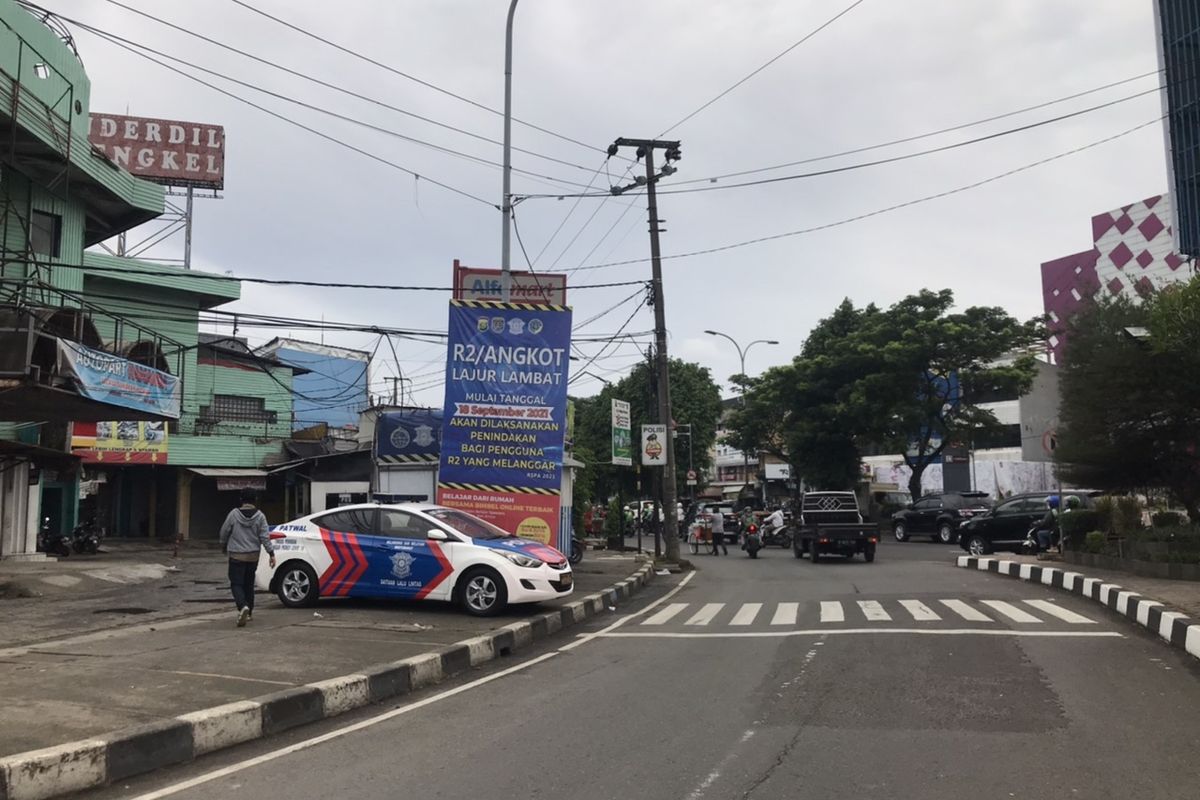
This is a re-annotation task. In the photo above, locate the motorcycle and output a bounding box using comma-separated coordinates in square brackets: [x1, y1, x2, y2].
[569, 536, 584, 566]
[742, 523, 762, 559]
[762, 524, 792, 548]
[71, 519, 101, 555]
[37, 517, 71, 558]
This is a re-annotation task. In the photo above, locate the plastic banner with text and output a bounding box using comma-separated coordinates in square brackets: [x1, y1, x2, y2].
[58, 339, 181, 419]
[437, 300, 572, 548]
[71, 421, 168, 464]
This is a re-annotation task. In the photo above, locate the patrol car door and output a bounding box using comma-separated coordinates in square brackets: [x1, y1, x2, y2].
[367, 508, 456, 600]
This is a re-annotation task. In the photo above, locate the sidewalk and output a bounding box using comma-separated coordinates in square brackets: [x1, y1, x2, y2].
[0, 547, 652, 759]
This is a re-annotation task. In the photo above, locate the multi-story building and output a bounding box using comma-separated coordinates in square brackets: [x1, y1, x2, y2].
[257, 337, 371, 432]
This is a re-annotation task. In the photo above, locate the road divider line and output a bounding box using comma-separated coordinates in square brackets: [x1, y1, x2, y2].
[1023, 599, 1096, 624]
[981, 600, 1043, 623]
[939, 599, 992, 622]
[729, 603, 762, 626]
[771, 602, 799, 626]
[898, 600, 940, 621]
[596, 629, 1124, 640]
[819, 601, 844, 623]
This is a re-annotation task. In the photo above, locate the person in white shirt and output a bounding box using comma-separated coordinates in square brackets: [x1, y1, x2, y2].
[709, 509, 728, 555]
[762, 507, 785, 536]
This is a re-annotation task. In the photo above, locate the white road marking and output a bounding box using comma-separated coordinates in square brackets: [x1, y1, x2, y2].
[771, 602, 799, 626]
[135, 572, 698, 799]
[641, 603, 688, 626]
[898, 600, 940, 621]
[599, 629, 1123, 640]
[729, 603, 763, 626]
[981, 600, 1043, 623]
[819, 601, 844, 623]
[857, 600, 891, 621]
[1023, 599, 1095, 624]
[685, 603, 726, 626]
[939, 599, 992, 622]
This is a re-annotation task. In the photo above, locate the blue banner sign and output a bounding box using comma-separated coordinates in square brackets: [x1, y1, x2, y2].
[376, 409, 443, 463]
[57, 338, 181, 419]
[438, 301, 572, 491]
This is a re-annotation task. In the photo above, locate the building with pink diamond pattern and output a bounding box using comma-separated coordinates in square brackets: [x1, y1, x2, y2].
[1041, 193, 1194, 362]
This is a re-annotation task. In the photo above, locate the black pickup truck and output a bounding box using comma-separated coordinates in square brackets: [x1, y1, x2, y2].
[792, 491, 880, 563]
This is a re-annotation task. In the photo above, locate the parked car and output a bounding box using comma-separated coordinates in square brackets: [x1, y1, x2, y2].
[957, 491, 1101, 556]
[257, 503, 572, 616]
[892, 491, 992, 544]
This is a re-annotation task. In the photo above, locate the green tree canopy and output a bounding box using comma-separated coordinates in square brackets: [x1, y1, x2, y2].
[571, 357, 723, 505]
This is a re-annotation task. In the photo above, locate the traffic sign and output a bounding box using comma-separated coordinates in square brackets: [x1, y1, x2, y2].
[686, 469, 697, 486]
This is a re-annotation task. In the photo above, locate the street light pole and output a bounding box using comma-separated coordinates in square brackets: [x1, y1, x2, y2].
[499, 0, 519, 302]
[704, 331, 778, 504]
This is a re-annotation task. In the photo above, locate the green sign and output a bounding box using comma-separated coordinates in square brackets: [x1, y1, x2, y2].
[611, 398, 632, 466]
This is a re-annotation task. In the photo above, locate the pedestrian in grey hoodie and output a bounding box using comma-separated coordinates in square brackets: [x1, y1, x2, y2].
[219, 489, 275, 627]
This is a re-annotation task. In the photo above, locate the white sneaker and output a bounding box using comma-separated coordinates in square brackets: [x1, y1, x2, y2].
[237, 607, 250, 628]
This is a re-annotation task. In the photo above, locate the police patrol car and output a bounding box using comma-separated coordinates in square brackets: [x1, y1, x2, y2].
[256, 503, 573, 616]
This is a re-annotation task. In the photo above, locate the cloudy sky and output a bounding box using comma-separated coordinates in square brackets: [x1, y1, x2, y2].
[46, 0, 1171, 407]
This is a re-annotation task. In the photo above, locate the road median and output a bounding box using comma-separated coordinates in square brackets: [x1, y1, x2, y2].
[0, 556, 654, 800]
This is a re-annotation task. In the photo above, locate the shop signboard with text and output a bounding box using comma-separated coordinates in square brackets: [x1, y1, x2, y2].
[71, 421, 168, 464]
[58, 339, 181, 419]
[437, 300, 572, 548]
[611, 399, 632, 466]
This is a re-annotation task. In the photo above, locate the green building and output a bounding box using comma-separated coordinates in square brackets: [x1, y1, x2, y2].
[0, 0, 297, 556]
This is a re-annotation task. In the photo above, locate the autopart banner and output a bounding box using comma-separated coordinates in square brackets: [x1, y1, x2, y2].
[58, 338, 181, 419]
[437, 300, 572, 547]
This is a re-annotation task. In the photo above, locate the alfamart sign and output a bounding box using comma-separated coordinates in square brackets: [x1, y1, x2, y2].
[88, 114, 225, 190]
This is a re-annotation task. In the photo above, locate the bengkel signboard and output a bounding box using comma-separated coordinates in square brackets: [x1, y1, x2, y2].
[453, 260, 566, 306]
[88, 114, 225, 190]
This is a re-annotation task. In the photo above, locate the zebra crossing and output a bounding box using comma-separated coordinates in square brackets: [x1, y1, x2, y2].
[637, 598, 1100, 628]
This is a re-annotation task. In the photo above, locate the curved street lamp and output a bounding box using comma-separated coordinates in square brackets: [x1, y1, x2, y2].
[704, 330, 778, 503]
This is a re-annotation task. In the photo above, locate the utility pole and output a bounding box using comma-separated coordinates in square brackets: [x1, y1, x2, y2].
[499, 0, 519, 301]
[608, 137, 682, 562]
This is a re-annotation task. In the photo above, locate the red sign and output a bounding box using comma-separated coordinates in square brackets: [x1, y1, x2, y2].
[435, 487, 560, 546]
[88, 114, 225, 190]
[452, 260, 567, 305]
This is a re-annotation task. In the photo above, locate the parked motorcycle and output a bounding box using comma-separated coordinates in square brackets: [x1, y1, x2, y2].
[569, 536, 584, 566]
[70, 519, 101, 555]
[37, 517, 70, 558]
[742, 524, 762, 559]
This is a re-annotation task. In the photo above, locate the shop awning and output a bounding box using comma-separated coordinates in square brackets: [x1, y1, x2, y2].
[0, 439, 81, 469]
[721, 486, 742, 497]
[187, 467, 269, 491]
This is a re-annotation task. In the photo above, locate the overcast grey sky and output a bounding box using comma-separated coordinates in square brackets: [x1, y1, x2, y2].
[51, 0, 1170, 406]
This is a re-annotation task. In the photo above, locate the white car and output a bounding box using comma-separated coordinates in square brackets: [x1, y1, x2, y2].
[256, 503, 573, 616]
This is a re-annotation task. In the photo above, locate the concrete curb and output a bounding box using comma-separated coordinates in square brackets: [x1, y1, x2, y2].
[0, 560, 655, 800]
[956, 555, 1200, 662]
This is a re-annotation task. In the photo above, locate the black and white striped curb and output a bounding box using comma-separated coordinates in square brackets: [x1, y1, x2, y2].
[957, 555, 1200, 661]
[0, 561, 655, 800]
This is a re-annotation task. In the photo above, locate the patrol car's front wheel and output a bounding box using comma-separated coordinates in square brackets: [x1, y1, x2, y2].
[277, 562, 319, 608]
[458, 567, 508, 617]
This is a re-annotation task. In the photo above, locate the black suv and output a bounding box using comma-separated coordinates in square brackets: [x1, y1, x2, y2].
[958, 491, 1100, 556]
[891, 491, 992, 544]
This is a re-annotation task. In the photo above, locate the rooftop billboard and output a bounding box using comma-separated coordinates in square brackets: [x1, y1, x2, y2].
[88, 114, 225, 190]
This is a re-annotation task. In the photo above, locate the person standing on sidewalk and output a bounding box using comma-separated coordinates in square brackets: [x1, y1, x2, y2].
[219, 489, 275, 627]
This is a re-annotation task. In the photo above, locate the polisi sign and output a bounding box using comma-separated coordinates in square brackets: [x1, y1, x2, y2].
[89, 114, 225, 190]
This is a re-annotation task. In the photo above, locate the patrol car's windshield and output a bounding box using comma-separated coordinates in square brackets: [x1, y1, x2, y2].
[427, 508, 514, 540]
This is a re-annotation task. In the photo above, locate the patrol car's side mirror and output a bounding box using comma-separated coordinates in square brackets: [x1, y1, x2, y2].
[427, 529, 449, 541]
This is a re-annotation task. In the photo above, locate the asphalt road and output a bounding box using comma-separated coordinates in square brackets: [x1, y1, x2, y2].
[88, 539, 1200, 800]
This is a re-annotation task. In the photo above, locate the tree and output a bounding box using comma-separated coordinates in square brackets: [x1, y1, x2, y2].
[571, 357, 723, 509]
[725, 290, 1042, 498]
[1057, 281, 1200, 521]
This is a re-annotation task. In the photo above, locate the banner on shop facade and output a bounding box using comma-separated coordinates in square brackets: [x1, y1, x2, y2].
[71, 420, 168, 464]
[436, 300, 572, 546]
[58, 338, 181, 419]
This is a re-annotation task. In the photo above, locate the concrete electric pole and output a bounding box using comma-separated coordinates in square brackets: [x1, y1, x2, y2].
[608, 137, 682, 563]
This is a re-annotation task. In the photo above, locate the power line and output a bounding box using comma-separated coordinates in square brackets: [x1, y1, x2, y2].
[567, 299, 648, 386]
[69, 20, 594, 194]
[84, 0, 598, 176]
[226, 0, 627, 161]
[667, 69, 1165, 186]
[521, 86, 1162, 200]
[568, 116, 1163, 272]
[660, 0, 868, 135]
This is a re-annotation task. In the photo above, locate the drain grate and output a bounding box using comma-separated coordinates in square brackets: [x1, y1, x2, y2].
[93, 607, 154, 615]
